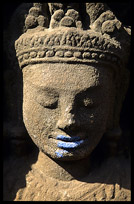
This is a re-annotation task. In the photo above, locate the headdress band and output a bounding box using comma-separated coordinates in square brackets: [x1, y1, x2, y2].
[15, 3, 131, 69]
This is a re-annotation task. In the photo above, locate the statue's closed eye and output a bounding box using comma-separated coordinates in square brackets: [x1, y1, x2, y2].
[35, 89, 59, 109]
[36, 95, 58, 109]
[44, 100, 58, 109]
[75, 90, 95, 109]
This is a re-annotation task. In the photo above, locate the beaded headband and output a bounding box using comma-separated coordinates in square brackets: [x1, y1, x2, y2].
[15, 3, 131, 69]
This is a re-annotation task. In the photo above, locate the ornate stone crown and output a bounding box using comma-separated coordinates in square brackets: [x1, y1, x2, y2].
[15, 3, 131, 69]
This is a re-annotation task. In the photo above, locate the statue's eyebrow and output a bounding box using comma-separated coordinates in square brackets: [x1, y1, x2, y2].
[28, 81, 53, 92]
[41, 85, 100, 94]
[30, 79, 100, 95]
[74, 85, 101, 101]
[76, 83, 101, 94]
[35, 86, 59, 96]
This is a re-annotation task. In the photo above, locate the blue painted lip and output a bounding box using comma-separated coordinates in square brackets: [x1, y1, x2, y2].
[57, 140, 84, 149]
[56, 135, 80, 142]
[55, 149, 69, 158]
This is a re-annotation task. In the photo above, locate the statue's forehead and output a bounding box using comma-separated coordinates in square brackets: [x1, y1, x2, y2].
[23, 63, 104, 91]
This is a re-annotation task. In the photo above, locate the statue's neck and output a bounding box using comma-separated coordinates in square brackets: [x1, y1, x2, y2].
[34, 151, 90, 181]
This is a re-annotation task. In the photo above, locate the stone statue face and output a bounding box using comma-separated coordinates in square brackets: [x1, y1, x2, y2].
[22, 62, 114, 161]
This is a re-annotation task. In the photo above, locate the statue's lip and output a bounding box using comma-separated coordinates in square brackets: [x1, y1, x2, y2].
[56, 134, 85, 149]
[56, 134, 81, 142]
[57, 139, 84, 149]
[48, 133, 86, 141]
[48, 134, 86, 149]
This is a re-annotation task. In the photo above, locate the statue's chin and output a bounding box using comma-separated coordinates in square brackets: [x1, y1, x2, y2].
[41, 146, 93, 161]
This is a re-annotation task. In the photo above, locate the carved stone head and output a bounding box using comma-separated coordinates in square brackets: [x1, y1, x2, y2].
[15, 3, 131, 160]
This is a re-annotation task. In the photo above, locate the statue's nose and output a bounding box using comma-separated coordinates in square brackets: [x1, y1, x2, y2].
[56, 105, 77, 131]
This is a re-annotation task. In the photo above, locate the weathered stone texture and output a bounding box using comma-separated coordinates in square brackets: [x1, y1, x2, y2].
[3, 3, 131, 201]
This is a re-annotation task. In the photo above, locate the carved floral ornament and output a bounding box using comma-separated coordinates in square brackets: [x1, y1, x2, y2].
[15, 3, 131, 69]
